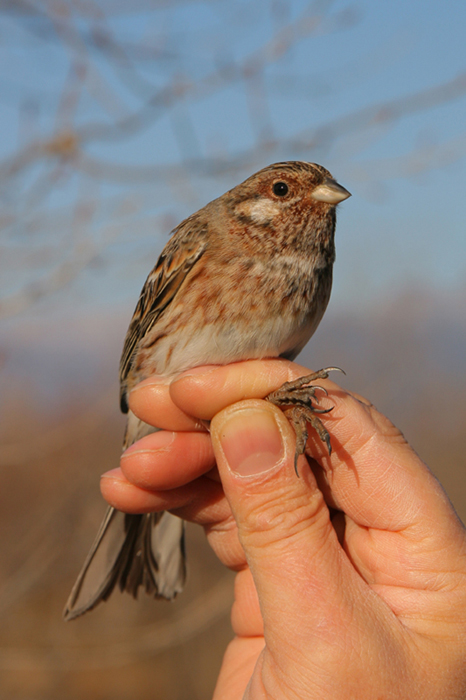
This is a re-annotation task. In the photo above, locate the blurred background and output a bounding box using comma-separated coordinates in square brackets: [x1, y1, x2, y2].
[1, 1, 465, 698]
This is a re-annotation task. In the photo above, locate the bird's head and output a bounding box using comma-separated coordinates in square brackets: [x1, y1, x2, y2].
[229, 161, 351, 230]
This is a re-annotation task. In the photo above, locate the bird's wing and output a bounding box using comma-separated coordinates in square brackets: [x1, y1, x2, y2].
[119, 214, 208, 412]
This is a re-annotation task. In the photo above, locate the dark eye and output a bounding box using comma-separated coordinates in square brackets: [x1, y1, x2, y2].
[272, 181, 289, 197]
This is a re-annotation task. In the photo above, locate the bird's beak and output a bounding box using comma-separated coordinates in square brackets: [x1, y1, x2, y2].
[311, 179, 351, 204]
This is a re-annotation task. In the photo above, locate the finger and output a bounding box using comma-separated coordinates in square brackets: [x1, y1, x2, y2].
[100, 468, 246, 571]
[318, 392, 466, 590]
[317, 390, 458, 532]
[101, 468, 222, 516]
[120, 430, 216, 490]
[129, 376, 205, 431]
[170, 359, 306, 420]
[231, 568, 263, 637]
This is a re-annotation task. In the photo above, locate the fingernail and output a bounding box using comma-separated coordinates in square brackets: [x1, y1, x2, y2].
[218, 407, 284, 477]
[100, 468, 126, 480]
[131, 376, 171, 389]
[121, 432, 175, 457]
[175, 364, 220, 380]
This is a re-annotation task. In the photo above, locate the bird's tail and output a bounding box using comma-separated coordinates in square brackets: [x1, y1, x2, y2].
[64, 413, 186, 621]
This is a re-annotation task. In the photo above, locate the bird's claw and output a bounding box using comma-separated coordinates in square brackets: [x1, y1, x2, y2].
[266, 367, 342, 475]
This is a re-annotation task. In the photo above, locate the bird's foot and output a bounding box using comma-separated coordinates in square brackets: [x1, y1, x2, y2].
[265, 367, 344, 475]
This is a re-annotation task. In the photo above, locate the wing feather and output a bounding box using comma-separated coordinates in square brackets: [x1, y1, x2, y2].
[119, 215, 208, 412]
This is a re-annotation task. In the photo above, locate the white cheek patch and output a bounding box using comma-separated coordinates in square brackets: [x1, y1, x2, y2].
[236, 198, 282, 224]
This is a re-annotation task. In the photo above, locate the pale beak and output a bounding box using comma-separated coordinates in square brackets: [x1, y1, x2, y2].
[311, 179, 351, 204]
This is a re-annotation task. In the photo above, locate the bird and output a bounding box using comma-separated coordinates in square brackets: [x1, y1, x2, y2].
[64, 161, 351, 620]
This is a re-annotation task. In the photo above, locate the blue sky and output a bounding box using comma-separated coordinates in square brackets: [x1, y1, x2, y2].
[1, 0, 466, 323]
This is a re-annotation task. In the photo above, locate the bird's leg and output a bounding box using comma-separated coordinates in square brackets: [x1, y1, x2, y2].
[265, 367, 344, 475]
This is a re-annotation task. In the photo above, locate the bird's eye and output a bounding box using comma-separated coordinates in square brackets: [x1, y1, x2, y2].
[272, 181, 289, 197]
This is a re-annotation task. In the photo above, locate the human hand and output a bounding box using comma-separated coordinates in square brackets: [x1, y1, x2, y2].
[101, 359, 466, 700]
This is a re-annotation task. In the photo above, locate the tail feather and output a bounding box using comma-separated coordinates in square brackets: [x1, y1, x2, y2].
[64, 412, 187, 621]
[63, 508, 186, 620]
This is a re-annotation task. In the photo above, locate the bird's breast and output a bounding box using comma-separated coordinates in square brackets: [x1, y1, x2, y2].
[135, 253, 332, 379]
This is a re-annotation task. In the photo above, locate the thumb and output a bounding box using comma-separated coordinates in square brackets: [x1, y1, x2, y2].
[210, 400, 351, 655]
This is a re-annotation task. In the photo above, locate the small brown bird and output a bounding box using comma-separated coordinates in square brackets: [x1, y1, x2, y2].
[64, 161, 351, 620]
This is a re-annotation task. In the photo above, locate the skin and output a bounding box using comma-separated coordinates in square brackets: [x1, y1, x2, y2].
[101, 359, 466, 700]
